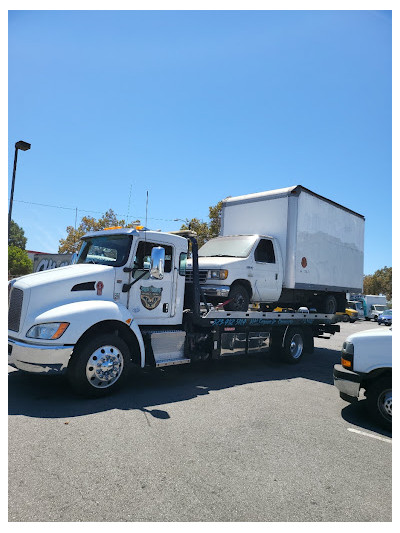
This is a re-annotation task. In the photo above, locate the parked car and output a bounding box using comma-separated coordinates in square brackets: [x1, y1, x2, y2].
[333, 328, 392, 430]
[378, 309, 392, 326]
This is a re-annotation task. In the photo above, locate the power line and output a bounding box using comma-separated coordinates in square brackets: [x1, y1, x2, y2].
[14, 199, 186, 222]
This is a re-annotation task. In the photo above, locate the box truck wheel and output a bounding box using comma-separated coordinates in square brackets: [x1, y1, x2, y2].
[365, 375, 392, 430]
[322, 294, 337, 314]
[281, 327, 304, 364]
[225, 284, 250, 312]
[67, 333, 131, 397]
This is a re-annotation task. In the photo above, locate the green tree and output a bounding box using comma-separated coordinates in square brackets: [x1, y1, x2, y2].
[180, 200, 224, 248]
[8, 245, 32, 276]
[363, 266, 392, 300]
[208, 200, 224, 239]
[9, 220, 27, 249]
[58, 209, 140, 254]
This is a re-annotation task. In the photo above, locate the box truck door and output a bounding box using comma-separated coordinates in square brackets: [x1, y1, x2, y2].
[251, 238, 281, 302]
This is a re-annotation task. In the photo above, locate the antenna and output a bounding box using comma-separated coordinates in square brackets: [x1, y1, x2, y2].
[126, 184, 132, 224]
[145, 191, 149, 228]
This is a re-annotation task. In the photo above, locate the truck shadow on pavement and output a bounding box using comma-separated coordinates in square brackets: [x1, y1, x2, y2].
[8, 345, 390, 437]
[339, 401, 392, 438]
[9, 345, 338, 412]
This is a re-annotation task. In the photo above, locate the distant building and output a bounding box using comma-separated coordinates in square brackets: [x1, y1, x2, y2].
[26, 250, 48, 262]
[33, 252, 75, 272]
[25, 250, 76, 272]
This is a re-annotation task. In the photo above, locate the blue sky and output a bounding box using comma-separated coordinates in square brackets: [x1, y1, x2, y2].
[8, 10, 391, 275]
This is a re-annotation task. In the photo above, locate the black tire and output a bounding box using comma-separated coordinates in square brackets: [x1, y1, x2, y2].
[67, 333, 132, 397]
[365, 376, 392, 430]
[342, 314, 350, 323]
[322, 294, 337, 314]
[281, 327, 305, 364]
[225, 284, 250, 312]
[349, 318, 356, 323]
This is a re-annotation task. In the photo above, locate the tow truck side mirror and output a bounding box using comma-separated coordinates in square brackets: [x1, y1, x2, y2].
[150, 247, 165, 280]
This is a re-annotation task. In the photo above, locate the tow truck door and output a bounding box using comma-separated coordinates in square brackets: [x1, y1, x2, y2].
[127, 239, 174, 323]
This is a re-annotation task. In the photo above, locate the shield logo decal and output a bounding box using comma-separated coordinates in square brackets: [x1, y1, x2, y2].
[140, 285, 163, 310]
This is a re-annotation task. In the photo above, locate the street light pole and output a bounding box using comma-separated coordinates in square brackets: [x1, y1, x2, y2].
[8, 140, 31, 238]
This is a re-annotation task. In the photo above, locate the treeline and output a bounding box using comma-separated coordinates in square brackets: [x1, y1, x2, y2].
[363, 266, 392, 300]
[8, 220, 32, 277]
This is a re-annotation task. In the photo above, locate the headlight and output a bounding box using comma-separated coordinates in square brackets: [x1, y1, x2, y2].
[209, 270, 228, 280]
[26, 322, 69, 340]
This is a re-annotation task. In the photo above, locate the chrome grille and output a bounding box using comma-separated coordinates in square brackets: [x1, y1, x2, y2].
[185, 269, 208, 283]
[8, 288, 23, 332]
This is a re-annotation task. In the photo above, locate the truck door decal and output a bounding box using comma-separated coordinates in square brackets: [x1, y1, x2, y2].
[140, 285, 163, 310]
[96, 281, 104, 295]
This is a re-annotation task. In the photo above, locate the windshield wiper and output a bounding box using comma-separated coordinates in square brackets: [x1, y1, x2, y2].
[202, 254, 238, 257]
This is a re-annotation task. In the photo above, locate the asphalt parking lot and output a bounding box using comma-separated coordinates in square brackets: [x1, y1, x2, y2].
[8, 319, 391, 522]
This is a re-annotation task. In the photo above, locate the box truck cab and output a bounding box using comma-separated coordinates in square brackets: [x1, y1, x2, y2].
[187, 186, 365, 314]
[188, 234, 283, 312]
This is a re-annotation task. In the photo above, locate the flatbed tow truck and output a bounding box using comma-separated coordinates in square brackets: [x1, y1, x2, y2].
[8, 228, 341, 396]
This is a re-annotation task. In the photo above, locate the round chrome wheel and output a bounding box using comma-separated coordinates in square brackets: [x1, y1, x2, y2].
[289, 333, 304, 360]
[86, 344, 124, 388]
[68, 333, 131, 397]
[281, 327, 306, 364]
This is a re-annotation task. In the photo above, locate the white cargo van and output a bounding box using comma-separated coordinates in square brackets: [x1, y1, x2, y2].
[187, 185, 365, 313]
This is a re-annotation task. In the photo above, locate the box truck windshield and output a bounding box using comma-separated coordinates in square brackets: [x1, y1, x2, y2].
[198, 235, 258, 258]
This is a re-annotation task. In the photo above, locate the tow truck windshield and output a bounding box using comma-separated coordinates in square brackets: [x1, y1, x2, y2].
[198, 235, 258, 258]
[77, 235, 132, 267]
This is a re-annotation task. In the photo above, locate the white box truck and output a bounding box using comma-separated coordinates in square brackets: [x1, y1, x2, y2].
[187, 185, 365, 314]
[362, 295, 388, 321]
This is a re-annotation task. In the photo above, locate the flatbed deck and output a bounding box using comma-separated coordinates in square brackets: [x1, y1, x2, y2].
[199, 309, 343, 327]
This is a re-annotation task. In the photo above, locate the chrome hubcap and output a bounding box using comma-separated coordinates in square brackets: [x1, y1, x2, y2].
[86, 345, 123, 388]
[290, 334, 303, 359]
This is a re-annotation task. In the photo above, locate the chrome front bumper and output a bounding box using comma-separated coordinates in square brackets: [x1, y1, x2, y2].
[8, 337, 74, 375]
[200, 284, 230, 298]
[333, 364, 362, 399]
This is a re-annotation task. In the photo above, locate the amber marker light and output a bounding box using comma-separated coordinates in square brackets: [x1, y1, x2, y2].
[51, 322, 70, 339]
[341, 357, 352, 369]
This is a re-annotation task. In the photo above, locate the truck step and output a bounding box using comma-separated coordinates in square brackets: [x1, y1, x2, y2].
[155, 358, 191, 368]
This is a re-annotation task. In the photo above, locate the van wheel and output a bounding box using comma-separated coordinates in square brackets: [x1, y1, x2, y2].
[281, 327, 304, 364]
[365, 376, 392, 430]
[225, 284, 250, 312]
[67, 334, 131, 397]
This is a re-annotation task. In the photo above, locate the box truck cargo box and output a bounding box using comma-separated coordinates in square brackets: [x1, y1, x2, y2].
[188, 185, 365, 313]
